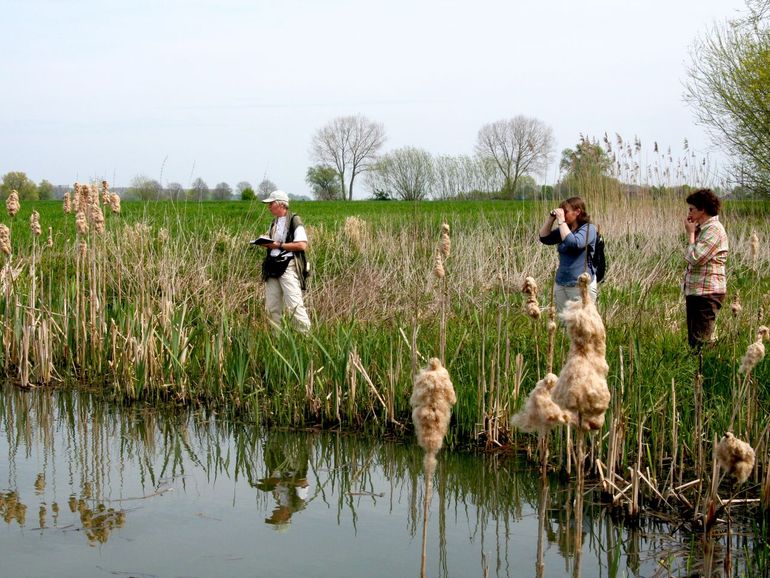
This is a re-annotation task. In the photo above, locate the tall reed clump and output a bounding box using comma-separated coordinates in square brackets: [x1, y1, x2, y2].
[411, 357, 456, 578]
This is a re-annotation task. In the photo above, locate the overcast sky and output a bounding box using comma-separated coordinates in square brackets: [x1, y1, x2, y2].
[0, 0, 747, 197]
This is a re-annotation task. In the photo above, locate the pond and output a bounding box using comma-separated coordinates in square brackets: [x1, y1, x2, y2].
[0, 385, 760, 577]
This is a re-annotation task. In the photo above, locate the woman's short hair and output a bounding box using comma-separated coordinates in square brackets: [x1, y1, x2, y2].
[560, 196, 591, 226]
[686, 188, 721, 216]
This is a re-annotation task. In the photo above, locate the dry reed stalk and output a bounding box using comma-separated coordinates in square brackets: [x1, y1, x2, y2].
[6, 190, 19, 218]
[546, 305, 556, 374]
[730, 293, 742, 318]
[411, 358, 456, 578]
[551, 273, 611, 431]
[342, 216, 365, 251]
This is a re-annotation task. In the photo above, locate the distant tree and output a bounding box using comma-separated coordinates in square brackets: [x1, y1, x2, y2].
[212, 182, 233, 201]
[257, 178, 277, 199]
[514, 175, 538, 200]
[686, 0, 770, 194]
[129, 175, 162, 201]
[167, 182, 185, 201]
[558, 137, 614, 195]
[306, 165, 342, 200]
[189, 177, 210, 201]
[236, 181, 252, 194]
[241, 187, 256, 201]
[1, 171, 38, 201]
[311, 114, 386, 200]
[37, 179, 54, 200]
[368, 147, 434, 201]
[475, 116, 554, 198]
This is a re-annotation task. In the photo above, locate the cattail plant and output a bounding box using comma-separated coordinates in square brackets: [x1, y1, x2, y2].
[750, 231, 759, 271]
[522, 276, 540, 319]
[439, 223, 450, 258]
[63, 192, 72, 214]
[551, 273, 611, 431]
[738, 326, 769, 375]
[101, 180, 111, 205]
[511, 373, 570, 435]
[716, 432, 755, 485]
[109, 193, 121, 215]
[411, 358, 456, 578]
[6, 190, 19, 218]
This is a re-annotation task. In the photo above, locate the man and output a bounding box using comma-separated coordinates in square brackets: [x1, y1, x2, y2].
[683, 188, 728, 349]
[261, 190, 311, 333]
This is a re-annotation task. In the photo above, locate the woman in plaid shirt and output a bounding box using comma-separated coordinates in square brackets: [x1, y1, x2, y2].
[683, 188, 728, 349]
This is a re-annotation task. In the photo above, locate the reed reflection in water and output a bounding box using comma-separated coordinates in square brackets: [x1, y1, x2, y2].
[0, 384, 760, 577]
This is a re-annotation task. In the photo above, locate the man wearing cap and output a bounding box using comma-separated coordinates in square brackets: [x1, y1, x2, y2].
[260, 190, 311, 333]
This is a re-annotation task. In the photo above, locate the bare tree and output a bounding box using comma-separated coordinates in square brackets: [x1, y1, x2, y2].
[475, 116, 554, 198]
[368, 147, 434, 201]
[257, 178, 277, 199]
[311, 115, 386, 200]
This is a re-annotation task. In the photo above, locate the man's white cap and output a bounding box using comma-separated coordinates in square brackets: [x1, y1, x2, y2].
[262, 190, 289, 203]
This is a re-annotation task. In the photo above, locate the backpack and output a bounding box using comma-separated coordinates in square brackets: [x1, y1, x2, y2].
[592, 229, 607, 283]
[265, 212, 312, 290]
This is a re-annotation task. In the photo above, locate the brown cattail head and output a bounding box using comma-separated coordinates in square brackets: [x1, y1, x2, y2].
[101, 180, 110, 205]
[0, 224, 10, 256]
[109, 192, 121, 214]
[717, 432, 755, 484]
[6, 190, 19, 218]
[90, 202, 105, 234]
[433, 251, 445, 279]
[63, 192, 72, 214]
[577, 272, 591, 305]
[78, 239, 87, 256]
[30, 210, 41, 237]
[440, 223, 450, 258]
[511, 373, 570, 435]
[75, 211, 88, 235]
[522, 276, 538, 296]
[410, 358, 457, 456]
[47, 227, 53, 248]
[738, 326, 769, 374]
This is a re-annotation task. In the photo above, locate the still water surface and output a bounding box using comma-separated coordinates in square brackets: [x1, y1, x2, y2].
[0, 385, 756, 577]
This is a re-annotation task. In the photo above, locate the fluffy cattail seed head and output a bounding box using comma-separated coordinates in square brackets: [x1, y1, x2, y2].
[738, 326, 769, 374]
[63, 192, 71, 214]
[30, 211, 41, 236]
[717, 432, 755, 484]
[433, 251, 445, 279]
[750, 231, 759, 265]
[511, 373, 570, 435]
[440, 223, 450, 258]
[75, 211, 88, 235]
[411, 358, 456, 456]
[109, 193, 121, 214]
[6, 190, 19, 217]
[90, 203, 105, 234]
[0, 225, 10, 255]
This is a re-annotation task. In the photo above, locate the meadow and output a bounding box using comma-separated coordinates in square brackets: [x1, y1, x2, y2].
[1, 187, 770, 528]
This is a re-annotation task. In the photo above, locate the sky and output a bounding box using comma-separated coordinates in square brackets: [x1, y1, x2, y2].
[0, 0, 749, 197]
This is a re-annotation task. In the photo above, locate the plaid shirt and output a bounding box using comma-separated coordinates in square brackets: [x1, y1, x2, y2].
[683, 216, 728, 296]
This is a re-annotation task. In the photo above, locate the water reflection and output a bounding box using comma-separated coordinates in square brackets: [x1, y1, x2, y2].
[0, 384, 761, 577]
[254, 436, 311, 528]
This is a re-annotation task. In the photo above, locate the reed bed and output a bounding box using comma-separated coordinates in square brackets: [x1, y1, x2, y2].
[1, 187, 770, 531]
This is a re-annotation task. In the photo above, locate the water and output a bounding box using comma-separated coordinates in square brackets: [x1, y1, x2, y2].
[0, 386, 760, 577]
